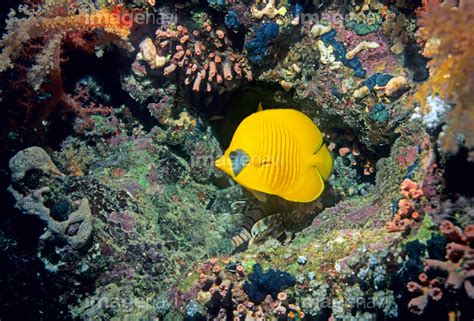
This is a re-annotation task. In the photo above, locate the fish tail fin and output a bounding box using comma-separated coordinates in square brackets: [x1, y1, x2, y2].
[310, 144, 333, 181]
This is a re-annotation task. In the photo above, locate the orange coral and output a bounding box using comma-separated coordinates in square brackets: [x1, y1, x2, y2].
[414, 0, 474, 159]
[386, 179, 425, 233]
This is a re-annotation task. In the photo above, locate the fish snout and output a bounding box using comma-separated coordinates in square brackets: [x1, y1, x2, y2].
[215, 155, 233, 176]
[215, 156, 225, 170]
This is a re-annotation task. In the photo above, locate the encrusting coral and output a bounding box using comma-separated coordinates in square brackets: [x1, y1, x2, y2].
[172, 259, 302, 320]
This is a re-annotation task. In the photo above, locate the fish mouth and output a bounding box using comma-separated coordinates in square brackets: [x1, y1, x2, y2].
[214, 156, 226, 171]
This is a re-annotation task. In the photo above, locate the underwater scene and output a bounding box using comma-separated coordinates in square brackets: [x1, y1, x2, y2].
[0, 0, 473, 320]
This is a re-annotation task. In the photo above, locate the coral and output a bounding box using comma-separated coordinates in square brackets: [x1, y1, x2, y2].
[345, 6, 383, 36]
[300, 280, 330, 318]
[154, 17, 252, 92]
[0, 3, 133, 73]
[415, 0, 474, 159]
[245, 22, 279, 65]
[251, 0, 287, 20]
[361, 72, 394, 92]
[386, 179, 425, 233]
[244, 263, 296, 303]
[175, 259, 302, 320]
[224, 10, 241, 32]
[345, 40, 380, 60]
[407, 220, 474, 317]
[320, 30, 367, 78]
[368, 103, 389, 123]
[136, 37, 167, 69]
[0, 1, 132, 136]
[8, 147, 93, 249]
[9, 146, 64, 181]
[384, 76, 410, 98]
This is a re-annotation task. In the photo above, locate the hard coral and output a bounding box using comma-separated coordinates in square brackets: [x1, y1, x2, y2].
[155, 17, 252, 93]
[176, 259, 301, 320]
[415, 0, 474, 159]
[386, 179, 425, 233]
[8, 147, 93, 250]
[407, 220, 474, 317]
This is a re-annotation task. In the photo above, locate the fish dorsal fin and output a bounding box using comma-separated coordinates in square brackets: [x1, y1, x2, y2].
[248, 188, 267, 202]
[257, 102, 263, 112]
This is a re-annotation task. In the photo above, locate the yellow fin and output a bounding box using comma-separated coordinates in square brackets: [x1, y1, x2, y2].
[257, 102, 263, 112]
[310, 144, 333, 181]
[281, 167, 325, 202]
[248, 188, 267, 202]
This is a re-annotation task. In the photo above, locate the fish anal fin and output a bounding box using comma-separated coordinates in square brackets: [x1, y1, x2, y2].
[248, 188, 268, 202]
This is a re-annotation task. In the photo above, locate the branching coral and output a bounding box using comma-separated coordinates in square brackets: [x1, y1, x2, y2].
[407, 220, 474, 317]
[0, 2, 133, 72]
[414, 0, 474, 159]
[0, 1, 133, 130]
[386, 179, 425, 233]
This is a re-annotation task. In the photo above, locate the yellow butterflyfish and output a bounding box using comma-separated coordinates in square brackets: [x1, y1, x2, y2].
[215, 107, 333, 203]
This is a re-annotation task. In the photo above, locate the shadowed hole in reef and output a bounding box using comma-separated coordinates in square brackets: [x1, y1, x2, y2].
[201, 83, 393, 248]
[443, 147, 474, 197]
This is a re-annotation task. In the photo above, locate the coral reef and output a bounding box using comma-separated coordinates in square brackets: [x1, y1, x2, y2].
[0, 1, 473, 320]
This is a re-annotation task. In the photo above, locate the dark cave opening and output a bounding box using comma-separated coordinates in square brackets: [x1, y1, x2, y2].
[443, 147, 474, 197]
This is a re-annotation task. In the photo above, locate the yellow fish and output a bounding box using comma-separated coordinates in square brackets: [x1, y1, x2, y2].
[215, 106, 333, 203]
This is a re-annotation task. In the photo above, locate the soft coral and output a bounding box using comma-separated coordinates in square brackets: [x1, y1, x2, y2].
[415, 0, 474, 159]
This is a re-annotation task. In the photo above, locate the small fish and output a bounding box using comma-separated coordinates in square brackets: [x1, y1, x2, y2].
[215, 106, 333, 203]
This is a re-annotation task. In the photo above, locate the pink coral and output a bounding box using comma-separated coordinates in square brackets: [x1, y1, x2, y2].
[386, 179, 425, 233]
[408, 221, 474, 316]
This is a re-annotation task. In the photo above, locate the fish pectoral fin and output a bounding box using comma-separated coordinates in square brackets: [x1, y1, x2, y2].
[257, 102, 263, 112]
[247, 188, 268, 202]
